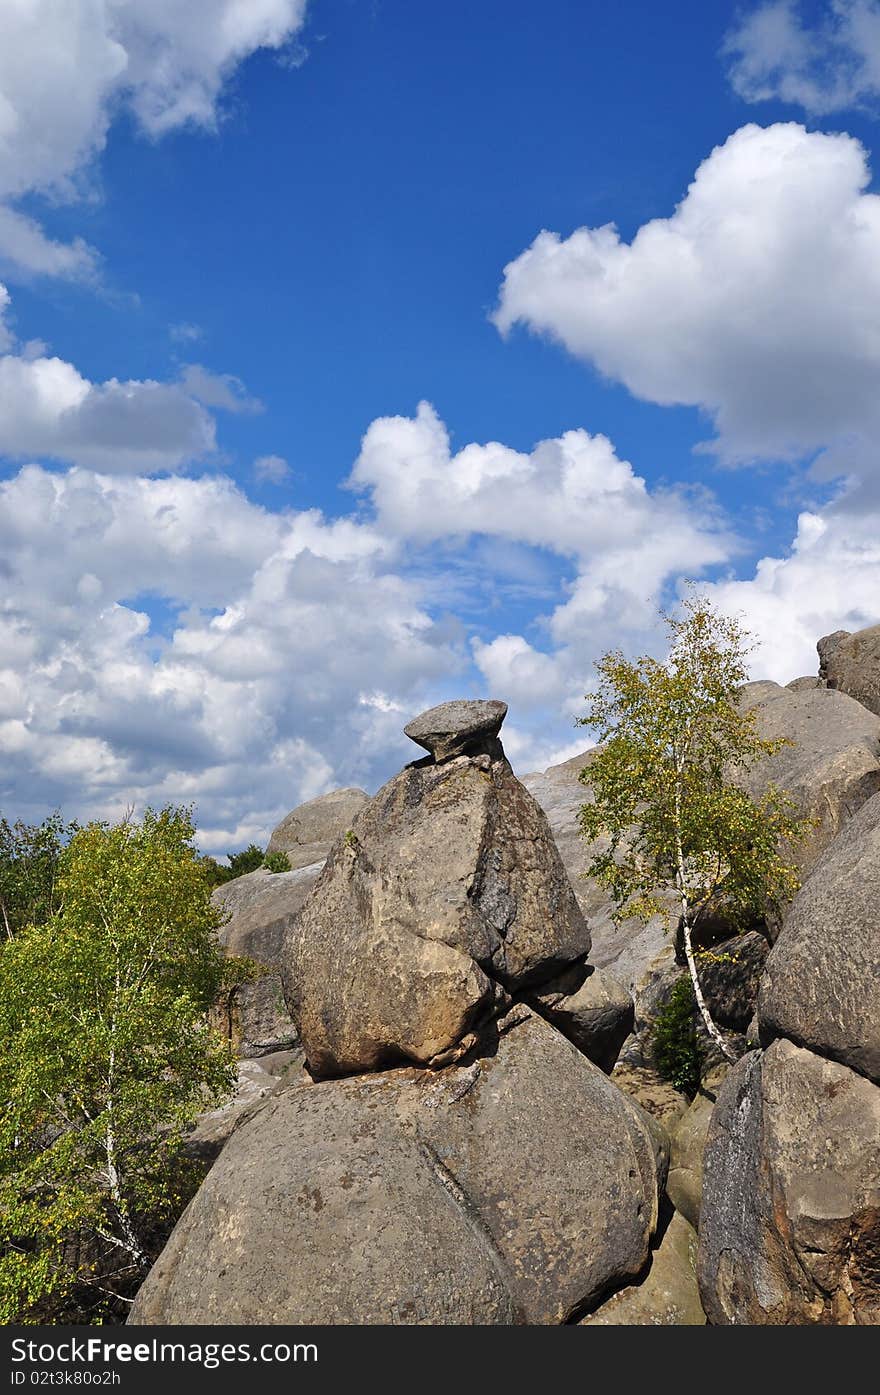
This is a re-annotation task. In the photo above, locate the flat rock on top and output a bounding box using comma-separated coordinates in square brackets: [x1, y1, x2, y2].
[404, 699, 507, 761]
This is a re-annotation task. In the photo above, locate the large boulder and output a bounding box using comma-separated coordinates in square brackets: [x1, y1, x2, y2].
[698, 1040, 880, 1325]
[822, 623, 880, 717]
[213, 865, 321, 1056]
[266, 787, 369, 869]
[129, 1009, 661, 1326]
[581, 1212, 705, 1326]
[738, 681, 880, 886]
[529, 962, 633, 1072]
[281, 743, 591, 1078]
[759, 790, 880, 1085]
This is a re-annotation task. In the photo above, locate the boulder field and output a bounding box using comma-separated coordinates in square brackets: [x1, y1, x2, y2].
[134, 622, 880, 1325]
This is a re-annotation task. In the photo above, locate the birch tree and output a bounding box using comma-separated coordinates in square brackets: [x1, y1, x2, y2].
[0, 806, 242, 1322]
[578, 595, 808, 1064]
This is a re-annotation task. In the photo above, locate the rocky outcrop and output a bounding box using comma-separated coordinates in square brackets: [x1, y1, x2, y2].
[130, 1007, 662, 1326]
[817, 629, 851, 679]
[738, 681, 880, 888]
[213, 864, 321, 1056]
[821, 623, 880, 719]
[131, 699, 668, 1328]
[266, 787, 369, 869]
[281, 710, 591, 1077]
[698, 1040, 880, 1325]
[759, 790, 880, 1085]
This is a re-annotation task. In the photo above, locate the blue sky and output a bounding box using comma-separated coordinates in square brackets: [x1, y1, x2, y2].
[2, 0, 880, 852]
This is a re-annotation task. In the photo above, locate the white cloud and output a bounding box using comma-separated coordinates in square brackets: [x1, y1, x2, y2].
[494, 122, 880, 471]
[179, 363, 263, 414]
[724, 1, 880, 114]
[0, 348, 215, 473]
[704, 501, 880, 681]
[0, 401, 740, 846]
[0, 283, 271, 472]
[253, 453, 291, 483]
[0, 0, 309, 277]
[0, 462, 461, 850]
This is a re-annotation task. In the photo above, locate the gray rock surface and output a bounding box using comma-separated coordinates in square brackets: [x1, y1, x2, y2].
[529, 962, 633, 1072]
[665, 1066, 728, 1229]
[697, 930, 769, 1033]
[183, 1049, 307, 1159]
[698, 1040, 880, 1324]
[611, 1057, 690, 1133]
[738, 682, 880, 888]
[213, 865, 321, 1056]
[266, 787, 369, 868]
[404, 699, 508, 762]
[823, 622, 880, 718]
[130, 1009, 660, 1326]
[281, 752, 590, 1077]
[759, 790, 880, 1084]
[817, 629, 851, 679]
[582, 1212, 705, 1326]
[786, 676, 823, 692]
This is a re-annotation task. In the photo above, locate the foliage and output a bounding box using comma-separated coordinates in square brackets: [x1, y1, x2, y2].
[651, 978, 702, 1095]
[0, 812, 77, 940]
[262, 850, 291, 873]
[0, 806, 247, 1323]
[578, 592, 811, 1060]
[201, 842, 266, 887]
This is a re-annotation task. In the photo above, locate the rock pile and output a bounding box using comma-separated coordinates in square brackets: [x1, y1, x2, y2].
[131, 700, 662, 1326]
[698, 788, 880, 1324]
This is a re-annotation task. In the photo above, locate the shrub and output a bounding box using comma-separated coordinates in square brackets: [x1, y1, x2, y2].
[262, 851, 290, 873]
[651, 978, 702, 1095]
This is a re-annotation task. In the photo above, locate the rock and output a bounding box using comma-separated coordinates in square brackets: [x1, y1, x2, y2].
[822, 622, 880, 718]
[698, 1040, 880, 1325]
[738, 678, 787, 707]
[523, 751, 679, 987]
[529, 963, 634, 1072]
[403, 699, 508, 762]
[759, 790, 880, 1085]
[696, 930, 769, 1033]
[817, 628, 852, 680]
[666, 1066, 727, 1229]
[266, 788, 370, 869]
[738, 682, 880, 888]
[582, 1212, 705, 1326]
[129, 1009, 661, 1326]
[183, 1049, 307, 1160]
[611, 1056, 690, 1134]
[281, 752, 590, 1077]
[786, 676, 822, 691]
[213, 865, 321, 1056]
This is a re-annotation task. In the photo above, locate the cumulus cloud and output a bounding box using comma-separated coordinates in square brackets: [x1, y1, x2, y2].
[724, 1, 880, 114]
[494, 122, 880, 471]
[0, 401, 741, 845]
[0, 346, 215, 473]
[705, 501, 880, 682]
[0, 284, 273, 472]
[0, 463, 460, 850]
[0, 0, 309, 276]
